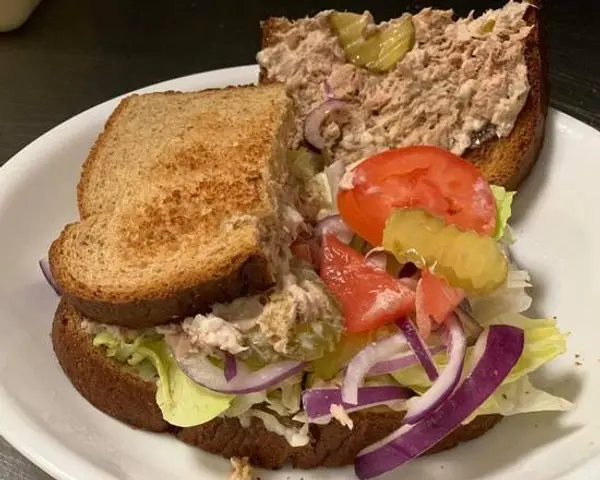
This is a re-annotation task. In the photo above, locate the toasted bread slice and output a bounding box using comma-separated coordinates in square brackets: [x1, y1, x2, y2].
[52, 298, 502, 470]
[49, 85, 293, 328]
[258, 1, 547, 190]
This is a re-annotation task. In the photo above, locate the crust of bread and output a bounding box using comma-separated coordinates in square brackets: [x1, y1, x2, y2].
[49, 84, 292, 328]
[52, 299, 502, 470]
[464, 2, 548, 190]
[258, 1, 548, 190]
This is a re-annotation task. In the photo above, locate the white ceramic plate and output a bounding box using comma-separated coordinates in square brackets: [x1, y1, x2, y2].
[0, 65, 598, 480]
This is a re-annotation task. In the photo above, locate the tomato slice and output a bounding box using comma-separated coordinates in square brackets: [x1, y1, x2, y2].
[420, 269, 465, 324]
[338, 146, 497, 246]
[320, 234, 415, 333]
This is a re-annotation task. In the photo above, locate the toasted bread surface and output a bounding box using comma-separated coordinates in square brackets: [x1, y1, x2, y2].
[50, 85, 293, 328]
[259, 1, 547, 190]
[52, 299, 502, 470]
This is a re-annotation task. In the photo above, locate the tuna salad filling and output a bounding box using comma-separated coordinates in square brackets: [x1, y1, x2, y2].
[257, 1, 532, 166]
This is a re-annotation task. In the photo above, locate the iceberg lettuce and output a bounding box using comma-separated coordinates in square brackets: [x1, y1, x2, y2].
[93, 331, 233, 427]
[491, 185, 516, 241]
[391, 313, 569, 418]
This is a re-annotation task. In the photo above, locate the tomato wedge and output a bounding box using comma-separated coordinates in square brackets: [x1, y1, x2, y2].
[320, 234, 415, 332]
[420, 269, 465, 324]
[338, 146, 497, 246]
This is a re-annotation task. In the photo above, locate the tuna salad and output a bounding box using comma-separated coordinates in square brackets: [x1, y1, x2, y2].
[162, 264, 343, 365]
[257, 1, 533, 166]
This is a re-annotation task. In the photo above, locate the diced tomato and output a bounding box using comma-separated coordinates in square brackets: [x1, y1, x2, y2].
[414, 279, 433, 339]
[337, 146, 497, 246]
[414, 269, 465, 337]
[320, 234, 415, 333]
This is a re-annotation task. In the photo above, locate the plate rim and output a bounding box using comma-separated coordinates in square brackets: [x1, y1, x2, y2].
[0, 64, 599, 480]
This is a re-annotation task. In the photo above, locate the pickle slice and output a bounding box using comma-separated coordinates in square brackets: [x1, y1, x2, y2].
[383, 209, 508, 295]
[330, 11, 415, 73]
[368, 15, 415, 73]
[330, 12, 379, 67]
[481, 19, 495, 33]
[288, 148, 325, 181]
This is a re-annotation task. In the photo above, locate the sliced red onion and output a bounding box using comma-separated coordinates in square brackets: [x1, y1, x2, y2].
[367, 345, 446, 376]
[323, 80, 335, 99]
[304, 99, 351, 150]
[325, 159, 346, 206]
[342, 333, 407, 405]
[224, 353, 237, 382]
[398, 277, 418, 290]
[402, 314, 466, 424]
[174, 350, 305, 394]
[316, 214, 353, 245]
[303, 386, 413, 421]
[354, 324, 524, 480]
[396, 318, 438, 381]
[364, 247, 387, 271]
[39, 257, 61, 295]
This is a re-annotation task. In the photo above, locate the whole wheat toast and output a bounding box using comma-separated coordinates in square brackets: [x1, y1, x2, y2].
[259, 1, 547, 190]
[49, 85, 294, 328]
[52, 298, 502, 469]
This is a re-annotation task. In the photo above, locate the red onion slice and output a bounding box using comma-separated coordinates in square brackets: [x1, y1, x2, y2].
[354, 324, 524, 480]
[323, 80, 335, 99]
[367, 344, 446, 376]
[325, 159, 346, 207]
[224, 353, 237, 382]
[303, 386, 413, 421]
[304, 99, 351, 150]
[364, 247, 387, 271]
[39, 257, 61, 295]
[342, 332, 408, 405]
[173, 350, 305, 394]
[396, 318, 439, 381]
[402, 314, 466, 424]
[316, 214, 353, 245]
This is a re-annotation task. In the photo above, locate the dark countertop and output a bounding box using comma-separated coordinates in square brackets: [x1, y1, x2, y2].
[0, 0, 598, 478]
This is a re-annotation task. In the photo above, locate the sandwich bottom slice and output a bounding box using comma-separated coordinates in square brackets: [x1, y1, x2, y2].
[53, 298, 502, 469]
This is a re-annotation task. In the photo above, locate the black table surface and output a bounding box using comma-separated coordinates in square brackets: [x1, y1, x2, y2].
[0, 0, 598, 478]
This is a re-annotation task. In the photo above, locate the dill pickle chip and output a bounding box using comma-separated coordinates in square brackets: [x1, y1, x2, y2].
[383, 209, 508, 295]
[481, 19, 496, 33]
[288, 148, 324, 181]
[330, 12, 371, 66]
[367, 15, 415, 72]
[330, 11, 415, 72]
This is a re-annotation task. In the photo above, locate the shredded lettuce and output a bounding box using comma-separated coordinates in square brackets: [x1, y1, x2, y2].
[464, 376, 573, 423]
[491, 185, 516, 241]
[239, 409, 310, 447]
[391, 313, 569, 417]
[470, 265, 532, 323]
[265, 374, 303, 416]
[93, 332, 233, 427]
